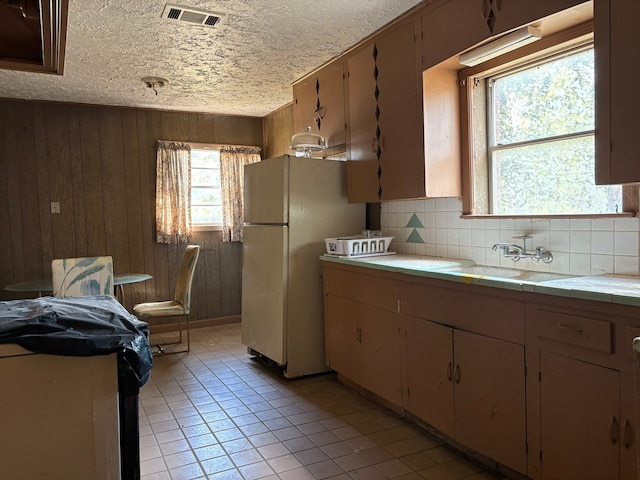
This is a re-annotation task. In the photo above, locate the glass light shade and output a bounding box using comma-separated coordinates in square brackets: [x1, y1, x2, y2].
[290, 126, 326, 157]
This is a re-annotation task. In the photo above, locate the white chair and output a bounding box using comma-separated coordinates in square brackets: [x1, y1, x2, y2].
[51, 256, 114, 298]
[133, 245, 200, 354]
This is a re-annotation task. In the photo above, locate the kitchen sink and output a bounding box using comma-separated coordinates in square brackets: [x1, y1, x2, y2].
[439, 265, 576, 283]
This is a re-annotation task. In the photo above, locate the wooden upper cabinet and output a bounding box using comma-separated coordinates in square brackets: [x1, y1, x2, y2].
[421, 0, 491, 70]
[490, 0, 588, 36]
[293, 63, 346, 148]
[346, 44, 379, 203]
[421, 0, 589, 70]
[346, 20, 424, 203]
[595, 0, 640, 184]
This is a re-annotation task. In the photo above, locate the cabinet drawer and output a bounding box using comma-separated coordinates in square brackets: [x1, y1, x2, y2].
[323, 265, 398, 313]
[535, 309, 612, 353]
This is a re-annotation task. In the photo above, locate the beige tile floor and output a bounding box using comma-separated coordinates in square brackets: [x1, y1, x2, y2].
[139, 323, 507, 480]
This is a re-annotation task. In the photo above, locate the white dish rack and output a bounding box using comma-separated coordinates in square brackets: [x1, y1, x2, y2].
[325, 236, 394, 257]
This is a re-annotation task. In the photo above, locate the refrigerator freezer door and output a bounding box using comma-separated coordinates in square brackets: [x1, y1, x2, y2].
[241, 225, 288, 365]
[244, 156, 289, 225]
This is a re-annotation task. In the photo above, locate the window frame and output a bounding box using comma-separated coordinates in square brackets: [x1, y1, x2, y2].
[189, 143, 223, 232]
[458, 19, 638, 218]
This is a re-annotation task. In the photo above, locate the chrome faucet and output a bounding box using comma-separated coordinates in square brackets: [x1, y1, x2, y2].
[492, 235, 553, 263]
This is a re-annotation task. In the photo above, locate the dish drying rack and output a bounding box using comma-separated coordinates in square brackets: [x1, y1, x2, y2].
[324, 235, 394, 258]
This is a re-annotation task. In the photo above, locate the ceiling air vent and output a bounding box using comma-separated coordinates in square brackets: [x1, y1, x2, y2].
[161, 4, 221, 28]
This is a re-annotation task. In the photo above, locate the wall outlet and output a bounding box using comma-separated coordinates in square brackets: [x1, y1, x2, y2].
[50, 202, 60, 214]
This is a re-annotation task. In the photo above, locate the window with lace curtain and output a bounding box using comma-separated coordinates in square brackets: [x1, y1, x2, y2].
[155, 141, 260, 243]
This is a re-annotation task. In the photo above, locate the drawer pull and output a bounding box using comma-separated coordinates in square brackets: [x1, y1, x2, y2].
[624, 419, 633, 449]
[610, 416, 620, 444]
[557, 323, 583, 333]
[454, 364, 461, 384]
[446, 362, 452, 382]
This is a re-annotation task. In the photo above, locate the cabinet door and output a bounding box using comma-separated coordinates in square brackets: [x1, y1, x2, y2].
[324, 294, 361, 383]
[293, 64, 345, 147]
[595, 0, 640, 184]
[421, 0, 491, 70]
[346, 44, 379, 202]
[405, 317, 455, 437]
[539, 352, 619, 480]
[359, 305, 402, 406]
[376, 21, 424, 201]
[491, 0, 587, 36]
[454, 330, 527, 473]
[347, 21, 424, 202]
[620, 372, 637, 480]
[293, 77, 318, 135]
[324, 294, 402, 405]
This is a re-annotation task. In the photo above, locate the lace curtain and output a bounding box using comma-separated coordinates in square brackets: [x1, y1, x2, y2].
[156, 141, 192, 244]
[220, 146, 261, 242]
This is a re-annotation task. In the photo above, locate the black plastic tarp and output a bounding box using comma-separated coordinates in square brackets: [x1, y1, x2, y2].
[0, 295, 152, 387]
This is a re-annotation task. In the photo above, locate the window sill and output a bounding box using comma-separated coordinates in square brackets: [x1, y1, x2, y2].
[193, 225, 223, 232]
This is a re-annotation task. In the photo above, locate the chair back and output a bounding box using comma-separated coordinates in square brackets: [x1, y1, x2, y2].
[174, 245, 200, 313]
[52, 256, 114, 298]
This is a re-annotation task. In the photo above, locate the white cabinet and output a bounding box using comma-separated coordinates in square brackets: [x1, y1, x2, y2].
[0, 345, 120, 480]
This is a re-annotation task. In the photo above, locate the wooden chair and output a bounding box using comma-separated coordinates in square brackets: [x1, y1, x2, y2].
[133, 245, 200, 354]
[51, 256, 114, 298]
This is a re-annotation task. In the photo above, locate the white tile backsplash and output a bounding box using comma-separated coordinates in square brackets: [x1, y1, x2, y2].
[383, 197, 640, 276]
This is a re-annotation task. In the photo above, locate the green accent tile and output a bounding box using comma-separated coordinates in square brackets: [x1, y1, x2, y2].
[406, 213, 424, 228]
[406, 228, 425, 244]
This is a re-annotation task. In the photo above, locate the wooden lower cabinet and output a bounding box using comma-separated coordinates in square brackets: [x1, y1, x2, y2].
[405, 316, 527, 473]
[454, 329, 527, 474]
[539, 353, 639, 480]
[325, 294, 402, 406]
[323, 260, 640, 479]
[539, 352, 619, 480]
[405, 316, 455, 436]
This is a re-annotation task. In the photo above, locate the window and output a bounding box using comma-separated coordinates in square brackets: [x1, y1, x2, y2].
[191, 148, 222, 228]
[461, 29, 625, 216]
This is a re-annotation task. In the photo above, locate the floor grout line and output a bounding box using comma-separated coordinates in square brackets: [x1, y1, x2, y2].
[139, 323, 507, 480]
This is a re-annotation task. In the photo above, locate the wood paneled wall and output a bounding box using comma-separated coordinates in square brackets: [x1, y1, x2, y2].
[0, 99, 263, 325]
[262, 102, 294, 160]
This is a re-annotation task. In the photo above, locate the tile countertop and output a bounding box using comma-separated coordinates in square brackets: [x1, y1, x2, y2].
[320, 253, 640, 307]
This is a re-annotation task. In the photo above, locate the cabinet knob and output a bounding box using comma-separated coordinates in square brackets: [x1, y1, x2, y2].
[624, 419, 633, 449]
[446, 361, 452, 382]
[454, 364, 461, 384]
[371, 138, 379, 154]
[610, 416, 620, 444]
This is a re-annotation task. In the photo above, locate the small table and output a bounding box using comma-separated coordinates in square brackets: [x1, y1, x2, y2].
[4, 274, 152, 303]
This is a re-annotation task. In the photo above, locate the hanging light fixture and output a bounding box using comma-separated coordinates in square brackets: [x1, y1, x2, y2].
[290, 126, 326, 157]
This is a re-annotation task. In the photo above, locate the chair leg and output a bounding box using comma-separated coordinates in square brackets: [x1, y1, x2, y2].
[186, 315, 190, 352]
[151, 315, 189, 356]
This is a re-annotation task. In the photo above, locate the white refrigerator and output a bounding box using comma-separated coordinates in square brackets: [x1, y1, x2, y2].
[241, 155, 364, 378]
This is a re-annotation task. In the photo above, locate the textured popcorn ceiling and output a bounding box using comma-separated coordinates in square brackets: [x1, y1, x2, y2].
[0, 0, 423, 117]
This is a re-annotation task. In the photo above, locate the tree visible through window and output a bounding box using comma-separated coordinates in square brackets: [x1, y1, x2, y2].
[191, 148, 222, 226]
[488, 46, 622, 215]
